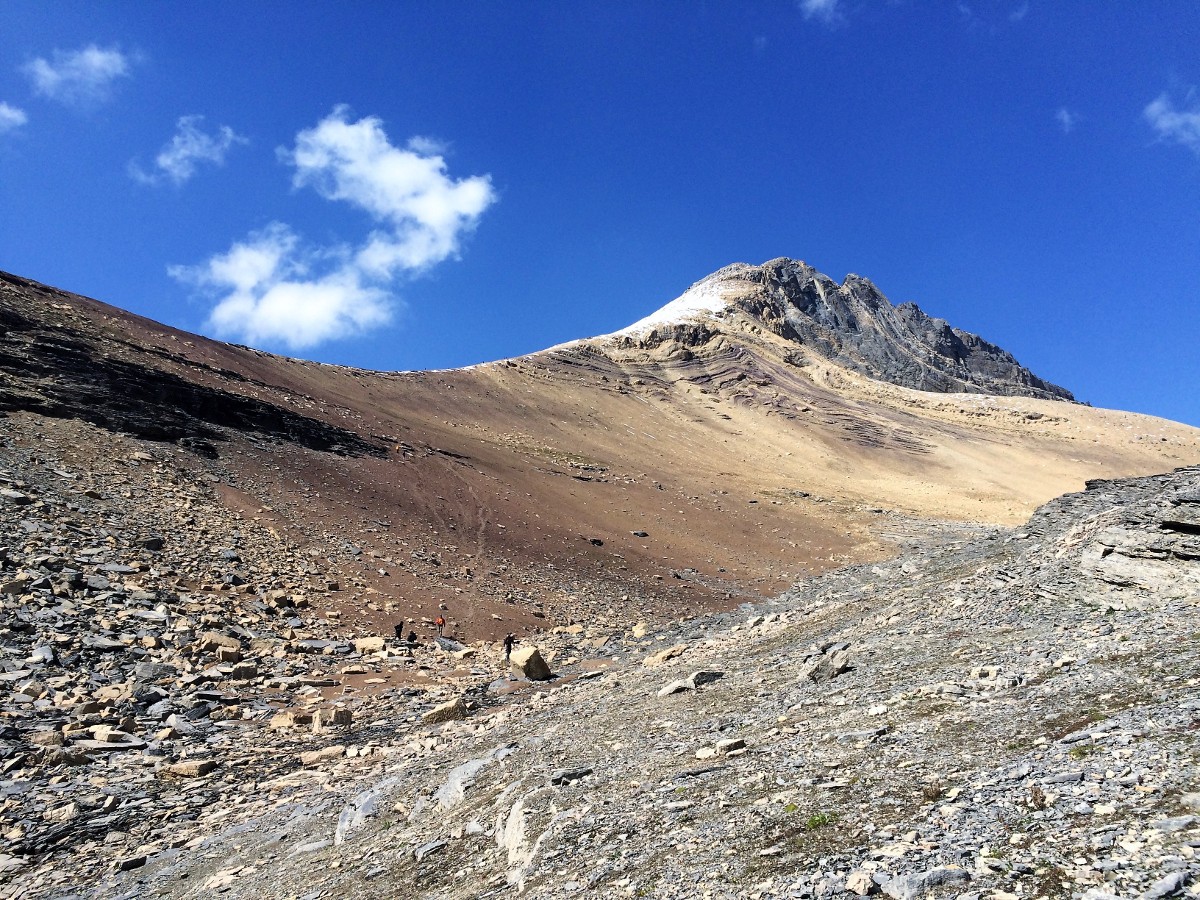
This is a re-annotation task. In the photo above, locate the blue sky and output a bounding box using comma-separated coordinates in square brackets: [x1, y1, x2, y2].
[2, 2, 1198, 425]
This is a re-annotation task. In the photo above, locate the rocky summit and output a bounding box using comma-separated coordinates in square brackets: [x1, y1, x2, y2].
[601, 260, 1073, 401]
[1, 263, 1199, 900]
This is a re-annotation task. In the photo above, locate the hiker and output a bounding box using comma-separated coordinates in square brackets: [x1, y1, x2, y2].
[393, 622, 404, 640]
[407, 630, 417, 643]
[503, 632, 516, 662]
[435, 615, 446, 636]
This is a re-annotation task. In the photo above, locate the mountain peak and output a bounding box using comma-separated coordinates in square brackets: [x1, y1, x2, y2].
[597, 258, 1073, 402]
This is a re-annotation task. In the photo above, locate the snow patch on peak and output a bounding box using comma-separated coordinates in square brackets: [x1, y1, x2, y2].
[609, 274, 743, 338]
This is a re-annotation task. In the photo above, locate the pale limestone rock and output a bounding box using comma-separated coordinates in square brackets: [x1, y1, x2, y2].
[510, 646, 553, 681]
[313, 707, 352, 732]
[300, 745, 346, 766]
[642, 644, 687, 667]
[270, 709, 314, 729]
[43, 802, 80, 823]
[423, 697, 468, 723]
[846, 870, 879, 896]
[166, 759, 218, 777]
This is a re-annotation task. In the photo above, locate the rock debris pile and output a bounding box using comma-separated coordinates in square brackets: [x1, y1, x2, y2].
[2, 413, 1199, 899]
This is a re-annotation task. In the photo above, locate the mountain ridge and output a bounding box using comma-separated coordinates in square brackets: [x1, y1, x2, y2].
[3, 261, 1200, 896]
[582, 258, 1072, 402]
[1, 263, 1197, 636]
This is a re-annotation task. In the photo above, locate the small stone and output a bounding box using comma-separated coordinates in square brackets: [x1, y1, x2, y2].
[413, 839, 448, 862]
[1042, 771, 1084, 784]
[74, 738, 148, 752]
[688, 670, 724, 688]
[43, 802, 80, 823]
[643, 644, 687, 667]
[847, 870, 879, 896]
[92, 725, 135, 743]
[300, 745, 346, 766]
[27, 730, 64, 747]
[800, 649, 852, 684]
[550, 766, 593, 786]
[657, 680, 692, 698]
[289, 839, 332, 856]
[1150, 815, 1196, 833]
[882, 866, 970, 900]
[422, 697, 468, 724]
[312, 707, 352, 731]
[270, 710, 314, 729]
[28, 645, 54, 665]
[1141, 872, 1188, 900]
[228, 662, 258, 680]
[166, 759, 218, 777]
[838, 726, 888, 744]
[197, 631, 241, 653]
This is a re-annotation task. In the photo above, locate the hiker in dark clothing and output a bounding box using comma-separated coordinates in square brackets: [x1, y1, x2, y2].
[393, 622, 404, 640]
[407, 630, 417, 644]
[503, 632, 516, 662]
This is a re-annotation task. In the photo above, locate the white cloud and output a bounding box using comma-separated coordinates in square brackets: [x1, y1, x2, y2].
[130, 115, 246, 186]
[23, 45, 130, 105]
[0, 102, 27, 133]
[1009, 2, 1029, 22]
[284, 106, 495, 276]
[170, 223, 393, 351]
[798, 0, 841, 26]
[405, 135, 449, 156]
[1055, 107, 1079, 134]
[1144, 92, 1200, 157]
[173, 108, 496, 350]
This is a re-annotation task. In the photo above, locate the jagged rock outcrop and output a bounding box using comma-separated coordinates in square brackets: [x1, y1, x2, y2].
[613, 259, 1074, 400]
[748, 259, 1073, 399]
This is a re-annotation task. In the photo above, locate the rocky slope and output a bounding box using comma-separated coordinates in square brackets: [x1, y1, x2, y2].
[2, 260, 1200, 899]
[2, 264, 1196, 641]
[2, 407, 1196, 899]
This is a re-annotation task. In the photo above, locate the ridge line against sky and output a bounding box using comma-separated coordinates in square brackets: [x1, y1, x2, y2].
[1, 3, 1198, 425]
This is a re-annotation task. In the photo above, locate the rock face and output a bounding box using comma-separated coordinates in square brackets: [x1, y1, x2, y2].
[615, 258, 1074, 400]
